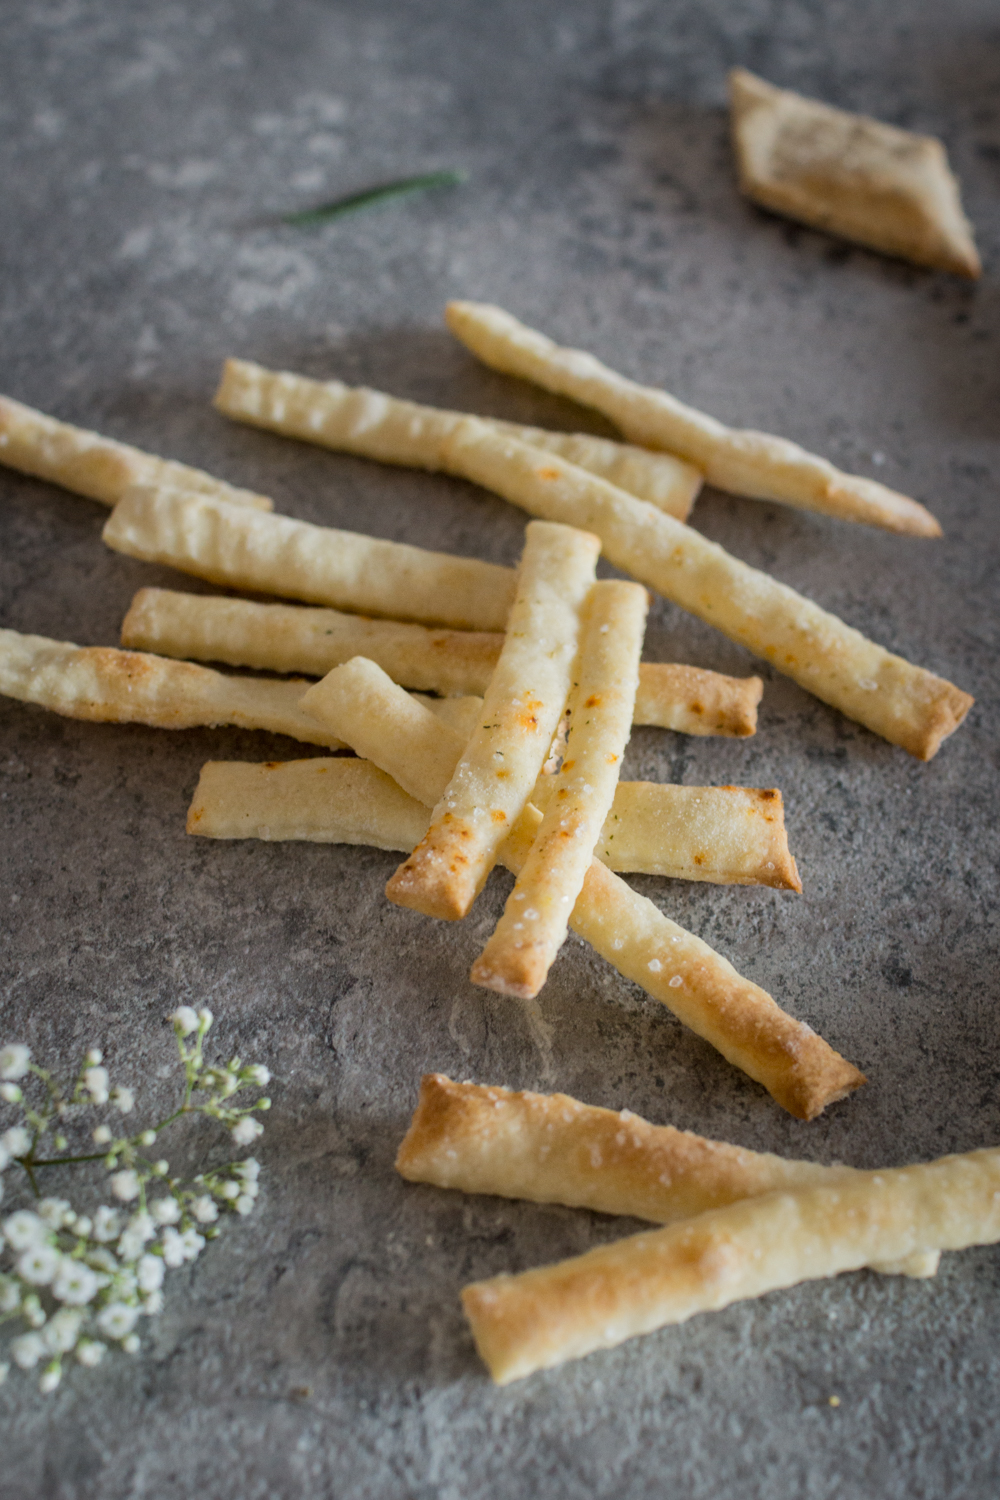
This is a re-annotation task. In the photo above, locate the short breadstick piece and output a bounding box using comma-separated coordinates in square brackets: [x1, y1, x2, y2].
[121, 588, 762, 737]
[214, 357, 701, 520]
[103, 484, 515, 632]
[471, 580, 648, 997]
[462, 1144, 1000, 1383]
[396, 1075, 936, 1278]
[0, 394, 272, 511]
[385, 521, 600, 921]
[445, 301, 941, 537]
[307, 658, 862, 1117]
[187, 757, 429, 848]
[730, 68, 981, 278]
[438, 419, 972, 759]
[0, 628, 345, 746]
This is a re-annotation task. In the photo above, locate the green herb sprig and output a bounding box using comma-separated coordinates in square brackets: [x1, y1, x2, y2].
[282, 169, 467, 227]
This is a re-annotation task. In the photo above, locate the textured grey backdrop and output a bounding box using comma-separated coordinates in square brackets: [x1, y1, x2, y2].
[1, 1, 998, 1496]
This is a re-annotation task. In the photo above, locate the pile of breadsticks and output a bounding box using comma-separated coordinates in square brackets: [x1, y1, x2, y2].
[0, 301, 980, 1382]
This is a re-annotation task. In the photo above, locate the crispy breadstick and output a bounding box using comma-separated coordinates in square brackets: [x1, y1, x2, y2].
[730, 69, 981, 278]
[386, 521, 600, 921]
[102, 484, 516, 632]
[305, 658, 862, 1117]
[214, 357, 701, 520]
[436, 420, 972, 759]
[462, 1144, 1000, 1383]
[0, 628, 347, 746]
[445, 301, 941, 537]
[187, 757, 429, 848]
[471, 580, 648, 998]
[121, 588, 762, 737]
[0, 394, 272, 511]
[396, 1075, 937, 1279]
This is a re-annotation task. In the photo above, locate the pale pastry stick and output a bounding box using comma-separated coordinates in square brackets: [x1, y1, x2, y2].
[584, 782, 799, 889]
[214, 357, 702, 520]
[0, 628, 348, 746]
[437, 419, 972, 760]
[471, 580, 648, 998]
[187, 757, 429, 849]
[730, 68, 981, 278]
[461, 1144, 1000, 1383]
[385, 521, 601, 921]
[304, 658, 862, 1118]
[121, 588, 762, 737]
[445, 301, 942, 537]
[102, 483, 515, 632]
[396, 1075, 937, 1278]
[0, 393, 272, 511]
[632, 662, 761, 737]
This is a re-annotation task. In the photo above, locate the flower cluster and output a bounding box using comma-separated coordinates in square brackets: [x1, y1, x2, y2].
[0, 1010, 270, 1393]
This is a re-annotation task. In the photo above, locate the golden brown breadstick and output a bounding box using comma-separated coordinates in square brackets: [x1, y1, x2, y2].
[471, 580, 647, 997]
[386, 521, 600, 921]
[445, 301, 941, 536]
[396, 1074, 937, 1279]
[121, 588, 762, 737]
[214, 357, 702, 520]
[462, 1143, 1000, 1383]
[0, 394, 272, 511]
[103, 484, 516, 632]
[304, 657, 862, 1117]
[436, 419, 972, 759]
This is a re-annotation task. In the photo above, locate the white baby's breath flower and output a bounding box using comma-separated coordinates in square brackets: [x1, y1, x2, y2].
[92, 1125, 113, 1146]
[42, 1309, 83, 1353]
[180, 1228, 205, 1261]
[0, 1274, 21, 1312]
[231, 1117, 263, 1147]
[152, 1159, 170, 1177]
[0, 1126, 31, 1159]
[122, 1333, 141, 1355]
[197, 1008, 213, 1030]
[235, 1195, 255, 1216]
[11, 1332, 46, 1369]
[91, 1206, 121, 1242]
[169, 1006, 199, 1037]
[111, 1268, 137, 1300]
[218, 1180, 240, 1201]
[74, 1216, 92, 1238]
[18, 1244, 61, 1285]
[191, 1195, 218, 1224]
[21, 1293, 46, 1328]
[161, 1228, 186, 1268]
[37, 1198, 71, 1227]
[109, 1169, 140, 1202]
[136, 1254, 164, 1292]
[85, 1048, 103, 1066]
[138, 1129, 157, 1147]
[3, 1210, 46, 1250]
[0, 1044, 30, 1081]
[117, 1227, 146, 1263]
[83, 1066, 109, 1103]
[111, 1086, 135, 1114]
[142, 1290, 164, 1315]
[244, 1065, 271, 1086]
[76, 1340, 105, 1367]
[52, 1260, 100, 1306]
[39, 1365, 62, 1394]
[0, 1082, 22, 1104]
[235, 1157, 260, 1181]
[96, 1302, 139, 1340]
[150, 1197, 180, 1225]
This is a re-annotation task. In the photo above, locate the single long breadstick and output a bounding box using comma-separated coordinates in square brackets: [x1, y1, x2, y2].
[386, 521, 600, 921]
[438, 420, 972, 760]
[214, 357, 702, 520]
[0, 394, 272, 511]
[396, 1075, 937, 1278]
[471, 580, 648, 998]
[187, 757, 429, 848]
[304, 657, 862, 1117]
[461, 1144, 1000, 1383]
[103, 484, 516, 632]
[121, 588, 762, 737]
[445, 301, 941, 537]
[0, 628, 346, 746]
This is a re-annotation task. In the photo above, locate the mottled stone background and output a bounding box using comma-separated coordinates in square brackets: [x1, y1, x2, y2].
[1, 1, 998, 1495]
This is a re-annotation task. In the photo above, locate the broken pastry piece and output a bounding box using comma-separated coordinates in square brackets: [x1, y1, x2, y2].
[729, 67, 981, 278]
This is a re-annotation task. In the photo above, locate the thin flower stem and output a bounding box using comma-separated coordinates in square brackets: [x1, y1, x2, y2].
[281, 169, 467, 226]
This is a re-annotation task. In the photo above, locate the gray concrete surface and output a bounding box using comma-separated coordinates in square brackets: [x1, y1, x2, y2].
[1, 1, 998, 1495]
